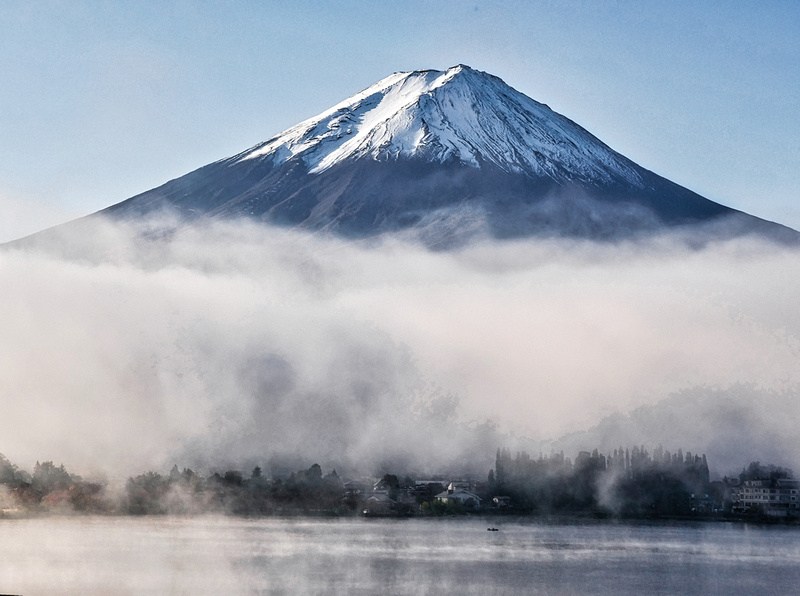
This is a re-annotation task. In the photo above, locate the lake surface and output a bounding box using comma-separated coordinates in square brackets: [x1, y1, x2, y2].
[1, 516, 799, 595]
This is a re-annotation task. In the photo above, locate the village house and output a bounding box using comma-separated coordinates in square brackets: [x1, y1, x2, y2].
[734, 478, 800, 516]
[492, 496, 512, 508]
[446, 480, 473, 493]
[372, 478, 393, 494]
[412, 480, 446, 500]
[362, 493, 396, 516]
[435, 489, 482, 509]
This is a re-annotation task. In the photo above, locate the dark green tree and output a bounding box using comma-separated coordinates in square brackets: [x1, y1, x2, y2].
[0, 453, 16, 484]
[32, 461, 73, 491]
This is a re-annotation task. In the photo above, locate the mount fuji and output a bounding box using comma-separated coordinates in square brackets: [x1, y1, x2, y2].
[35, 65, 800, 244]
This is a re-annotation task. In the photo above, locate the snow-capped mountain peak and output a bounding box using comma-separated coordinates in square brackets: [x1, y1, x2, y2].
[64, 64, 796, 248]
[237, 65, 644, 187]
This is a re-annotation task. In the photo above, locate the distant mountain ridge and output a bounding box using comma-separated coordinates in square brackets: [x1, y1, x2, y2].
[18, 65, 800, 245]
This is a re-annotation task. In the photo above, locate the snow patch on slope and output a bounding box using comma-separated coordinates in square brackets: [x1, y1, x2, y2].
[237, 65, 644, 187]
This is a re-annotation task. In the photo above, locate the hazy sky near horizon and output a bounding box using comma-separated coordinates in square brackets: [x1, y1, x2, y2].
[0, 1, 798, 242]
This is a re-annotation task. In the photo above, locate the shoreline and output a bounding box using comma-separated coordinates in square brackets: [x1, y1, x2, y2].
[3, 508, 799, 527]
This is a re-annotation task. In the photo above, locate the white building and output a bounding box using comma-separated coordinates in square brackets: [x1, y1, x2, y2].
[435, 489, 481, 509]
[736, 478, 799, 516]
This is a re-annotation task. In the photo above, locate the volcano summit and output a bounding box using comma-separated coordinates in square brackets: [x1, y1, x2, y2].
[83, 65, 796, 244]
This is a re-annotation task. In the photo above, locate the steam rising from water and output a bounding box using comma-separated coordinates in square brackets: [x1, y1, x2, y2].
[2, 216, 799, 476]
[6, 517, 800, 594]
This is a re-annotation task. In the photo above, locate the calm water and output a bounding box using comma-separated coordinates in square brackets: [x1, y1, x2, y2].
[1, 516, 799, 595]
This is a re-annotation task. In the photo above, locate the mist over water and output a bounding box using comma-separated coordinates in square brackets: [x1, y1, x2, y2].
[2, 517, 800, 595]
[2, 216, 799, 477]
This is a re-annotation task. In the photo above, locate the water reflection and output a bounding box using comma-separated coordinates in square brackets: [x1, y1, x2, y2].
[1, 517, 798, 594]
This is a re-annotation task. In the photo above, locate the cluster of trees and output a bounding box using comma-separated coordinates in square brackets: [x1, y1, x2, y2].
[0, 455, 357, 516]
[125, 463, 348, 515]
[0, 448, 794, 519]
[124, 466, 428, 516]
[489, 445, 713, 517]
[0, 455, 106, 513]
[737, 461, 794, 482]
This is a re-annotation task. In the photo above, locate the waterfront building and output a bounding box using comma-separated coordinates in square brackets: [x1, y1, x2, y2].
[735, 478, 799, 516]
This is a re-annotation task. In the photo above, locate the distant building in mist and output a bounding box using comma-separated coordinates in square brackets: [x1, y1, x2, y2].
[734, 478, 800, 516]
[492, 496, 512, 508]
[435, 489, 482, 509]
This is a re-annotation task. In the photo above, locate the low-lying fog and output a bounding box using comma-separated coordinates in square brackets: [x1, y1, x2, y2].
[2, 216, 798, 478]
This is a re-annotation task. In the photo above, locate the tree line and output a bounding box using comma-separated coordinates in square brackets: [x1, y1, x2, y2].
[490, 446, 713, 517]
[0, 447, 794, 519]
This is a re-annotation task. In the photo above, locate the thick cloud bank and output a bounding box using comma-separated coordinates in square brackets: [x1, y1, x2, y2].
[2, 217, 799, 477]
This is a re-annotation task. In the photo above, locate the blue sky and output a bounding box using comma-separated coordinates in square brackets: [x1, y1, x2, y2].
[1, 1, 798, 241]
